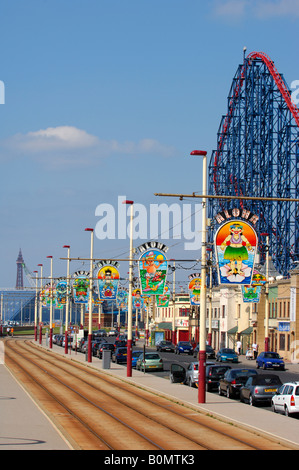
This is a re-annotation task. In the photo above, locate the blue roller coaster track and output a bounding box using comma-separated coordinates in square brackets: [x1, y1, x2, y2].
[208, 51, 299, 277]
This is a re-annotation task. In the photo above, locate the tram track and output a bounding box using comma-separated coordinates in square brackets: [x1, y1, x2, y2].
[3, 339, 295, 450]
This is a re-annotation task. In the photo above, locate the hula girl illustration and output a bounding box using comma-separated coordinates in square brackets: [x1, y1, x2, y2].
[215, 220, 257, 284]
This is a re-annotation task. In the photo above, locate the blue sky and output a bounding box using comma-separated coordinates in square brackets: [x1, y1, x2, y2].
[1, 0, 299, 288]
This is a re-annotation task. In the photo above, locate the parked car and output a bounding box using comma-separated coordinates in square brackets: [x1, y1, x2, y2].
[132, 350, 143, 367]
[156, 340, 175, 352]
[218, 368, 258, 398]
[108, 329, 118, 337]
[216, 348, 239, 363]
[271, 382, 299, 416]
[136, 352, 163, 372]
[240, 374, 282, 406]
[112, 347, 127, 364]
[175, 341, 193, 355]
[193, 344, 216, 359]
[93, 329, 107, 338]
[56, 335, 64, 346]
[206, 364, 231, 392]
[62, 337, 73, 348]
[169, 361, 215, 387]
[113, 339, 127, 350]
[96, 342, 115, 359]
[256, 352, 285, 370]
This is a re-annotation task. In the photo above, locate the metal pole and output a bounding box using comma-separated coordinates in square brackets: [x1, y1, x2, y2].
[198, 151, 207, 404]
[190, 150, 208, 404]
[34, 271, 38, 341]
[38, 264, 43, 344]
[47, 256, 53, 348]
[124, 200, 134, 377]
[85, 228, 94, 363]
[63, 245, 70, 354]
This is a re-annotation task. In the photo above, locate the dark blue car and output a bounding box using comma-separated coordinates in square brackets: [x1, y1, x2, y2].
[256, 352, 285, 370]
[175, 341, 193, 355]
[112, 347, 127, 364]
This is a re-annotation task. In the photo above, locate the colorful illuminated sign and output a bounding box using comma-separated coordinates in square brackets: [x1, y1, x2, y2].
[215, 220, 258, 285]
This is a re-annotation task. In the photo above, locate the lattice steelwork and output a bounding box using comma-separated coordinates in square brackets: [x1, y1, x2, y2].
[208, 51, 299, 277]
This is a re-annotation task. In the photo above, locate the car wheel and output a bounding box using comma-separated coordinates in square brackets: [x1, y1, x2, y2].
[170, 374, 174, 383]
[271, 402, 277, 413]
[249, 395, 255, 406]
[188, 377, 193, 387]
[262, 363, 267, 370]
[218, 385, 222, 396]
[284, 405, 290, 417]
[226, 387, 231, 398]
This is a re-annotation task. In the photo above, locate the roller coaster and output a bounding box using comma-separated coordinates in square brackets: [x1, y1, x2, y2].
[208, 51, 299, 277]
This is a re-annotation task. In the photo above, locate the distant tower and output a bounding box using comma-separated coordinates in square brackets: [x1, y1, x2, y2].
[16, 249, 24, 289]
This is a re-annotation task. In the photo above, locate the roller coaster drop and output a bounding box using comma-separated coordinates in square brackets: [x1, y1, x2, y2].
[208, 51, 299, 277]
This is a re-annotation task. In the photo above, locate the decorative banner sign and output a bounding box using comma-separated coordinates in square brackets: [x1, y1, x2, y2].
[252, 270, 266, 286]
[41, 282, 57, 307]
[188, 273, 201, 306]
[72, 271, 90, 304]
[241, 285, 262, 303]
[215, 220, 258, 285]
[132, 288, 144, 309]
[56, 278, 67, 307]
[156, 285, 170, 307]
[97, 261, 120, 300]
[137, 242, 168, 296]
[116, 289, 128, 311]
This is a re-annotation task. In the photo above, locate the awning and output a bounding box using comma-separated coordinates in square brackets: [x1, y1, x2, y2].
[227, 326, 238, 335]
[157, 322, 173, 330]
[240, 327, 253, 335]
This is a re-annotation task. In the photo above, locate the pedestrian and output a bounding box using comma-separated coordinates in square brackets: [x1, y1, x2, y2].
[236, 340, 242, 355]
[252, 342, 258, 359]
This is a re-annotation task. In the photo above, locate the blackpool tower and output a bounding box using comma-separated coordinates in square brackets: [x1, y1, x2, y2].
[16, 248, 24, 289]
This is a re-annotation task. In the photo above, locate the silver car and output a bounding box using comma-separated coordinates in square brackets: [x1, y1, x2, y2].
[185, 362, 199, 387]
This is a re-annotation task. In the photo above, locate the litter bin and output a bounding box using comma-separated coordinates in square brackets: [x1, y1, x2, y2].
[102, 349, 111, 369]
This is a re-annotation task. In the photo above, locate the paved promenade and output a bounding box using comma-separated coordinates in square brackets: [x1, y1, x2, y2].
[1, 337, 299, 450]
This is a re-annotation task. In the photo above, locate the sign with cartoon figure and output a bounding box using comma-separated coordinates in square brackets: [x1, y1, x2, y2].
[215, 220, 258, 285]
[241, 270, 266, 303]
[157, 285, 170, 307]
[73, 271, 90, 304]
[56, 278, 67, 307]
[97, 261, 120, 300]
[188, 273, 201, 305]
[138, 243, 168, 296]
[116, 289, 128, 311]
[132, 288, 144, 309]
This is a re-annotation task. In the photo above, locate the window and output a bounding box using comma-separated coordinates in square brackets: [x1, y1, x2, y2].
[279, 334, 286, 351]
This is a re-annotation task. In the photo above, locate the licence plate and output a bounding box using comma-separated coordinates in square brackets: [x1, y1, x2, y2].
[265, 388, 277, 392]
[148, 365, 158, 368]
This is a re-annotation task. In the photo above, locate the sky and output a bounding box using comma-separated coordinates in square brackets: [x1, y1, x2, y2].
[1, 0, 299, 289]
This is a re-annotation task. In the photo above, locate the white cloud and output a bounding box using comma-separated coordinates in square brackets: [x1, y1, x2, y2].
[213, 0, 299, 18]
[1, 125, 174, 169]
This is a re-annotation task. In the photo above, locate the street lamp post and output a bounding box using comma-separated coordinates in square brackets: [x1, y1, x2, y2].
[63, 245, 70, 354]
[191, 150, 207, 404]
[38, 264, 43, 344]
[33, 271, 38, 341]
[123, 200, 134, 377]
[47, 256, 53, 348]
[261, 233, 270, 351]
[85, 228, 94, 363]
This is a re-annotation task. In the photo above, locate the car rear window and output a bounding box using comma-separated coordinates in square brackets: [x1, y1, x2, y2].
[145, 354, 160, 360]
[254, 376, 281, 385]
